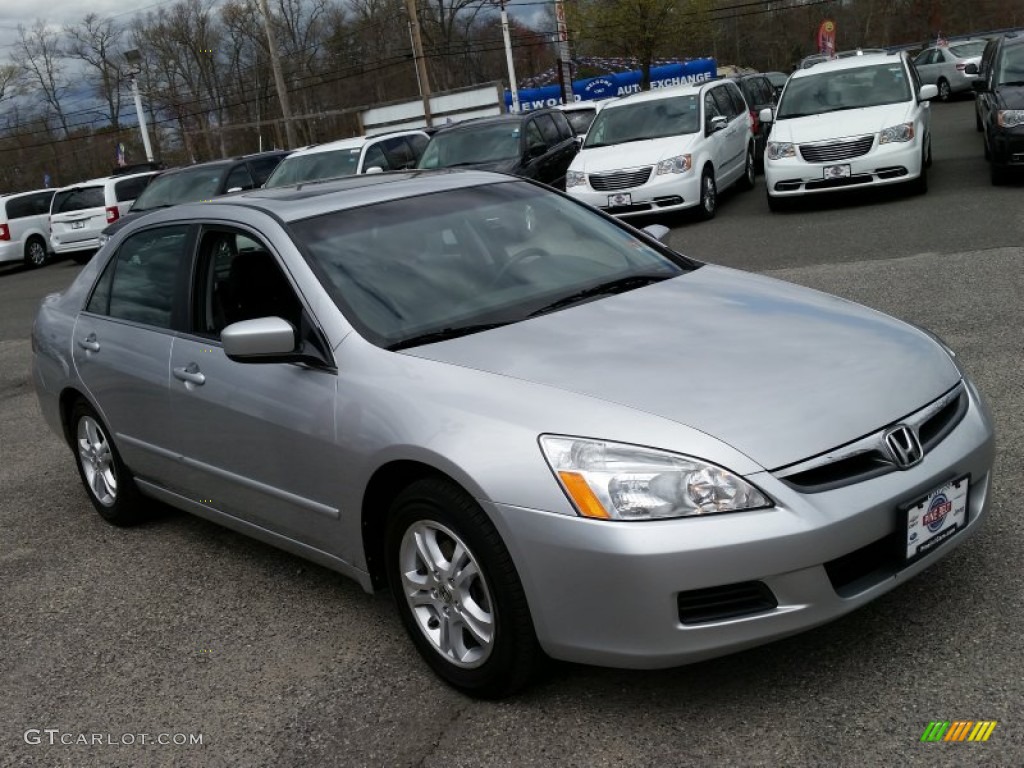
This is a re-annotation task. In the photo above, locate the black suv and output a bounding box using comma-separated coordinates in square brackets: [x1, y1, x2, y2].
[728, 73, 777, 167]
[416, 111, 578, 189]
[103, 150, 290, 236]
[969, 33, 1024, 184]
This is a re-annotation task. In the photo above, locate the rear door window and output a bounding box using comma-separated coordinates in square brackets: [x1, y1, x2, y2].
[225, 164, 255, 192]
[535, 114, 561, 146]
[114, 175, 153, 202]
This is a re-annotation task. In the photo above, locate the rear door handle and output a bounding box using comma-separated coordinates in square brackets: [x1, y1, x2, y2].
[173, 362, 206, 386]
[77, 333, 100, 352]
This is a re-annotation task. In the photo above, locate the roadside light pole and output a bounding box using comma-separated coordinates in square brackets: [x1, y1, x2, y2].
[404, 0, 433, 127]
[553, 0, 573, 104]
[123, 50, 155, 162]
[500, 0, 520, 113]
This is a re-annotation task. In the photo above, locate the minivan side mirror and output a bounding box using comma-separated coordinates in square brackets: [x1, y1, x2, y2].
[759, 107, 774, 125]
[918, 84, 939, 101]
[707, 115, 728, 134]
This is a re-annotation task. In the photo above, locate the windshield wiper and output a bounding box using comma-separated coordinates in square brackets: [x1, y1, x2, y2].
[528, 274, 671, 318]
[388, 322, 513, 350]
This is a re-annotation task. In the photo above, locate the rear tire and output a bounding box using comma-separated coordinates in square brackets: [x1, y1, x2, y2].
[937, 78, 951, 102]
[24, 237, 49, 268]
[385, 477, 540, 698]
[70, 401, 147, 526]
[737, 144, 755, 191]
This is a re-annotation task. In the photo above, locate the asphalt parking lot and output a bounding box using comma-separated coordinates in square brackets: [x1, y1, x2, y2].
[2, 99, 1022, 767]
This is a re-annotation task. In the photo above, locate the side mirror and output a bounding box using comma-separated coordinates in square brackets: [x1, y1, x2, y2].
[964, 62, 979, 76]
[707, 115, 728, 134]
[226, 186, 244, 193]
[759, 107, 774, 125]
[222, 317, 296, 362]
[364, 166, 384, 174]
[641, 224, 670, 242]
[918, 84, 939, 101]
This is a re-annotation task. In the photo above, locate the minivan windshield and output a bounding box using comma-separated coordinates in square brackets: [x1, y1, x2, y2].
[777, 63, 911, 119]
[998, 45, 1024, 85]
[417, 124, 522, 168]
[265, 148, 362, 187]
[584, 95, 700, 148]
[131, 167, 227, 211]
[289, 181, 695, 349]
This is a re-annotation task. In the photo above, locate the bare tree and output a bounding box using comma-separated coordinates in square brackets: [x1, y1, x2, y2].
[65, 14, 126, 129]
[15, 21, 72, 138]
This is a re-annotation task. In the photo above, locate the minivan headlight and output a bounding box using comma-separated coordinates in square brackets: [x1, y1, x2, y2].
[880, 123, 915, 143]
[656, 154, 692, 175]
[766, 142, 796, 160]
[566, 170, 586, 188]
[997, 110, 1024, 128]
[539, 435, 772, 521]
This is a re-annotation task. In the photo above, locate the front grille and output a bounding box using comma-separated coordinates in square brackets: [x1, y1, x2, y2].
[799, 135, 874, 162]
[677, 581, 778, 624]
[776, 384, 967, 493]
[589, 167, 653, 191]
[824, 532, 901, 597]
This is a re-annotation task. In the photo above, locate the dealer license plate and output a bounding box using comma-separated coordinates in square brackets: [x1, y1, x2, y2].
[904, 475, 969, 564]
[823, 164, 851, 180]
[71, 220, 85, 229]
[607, 193, 632, 207]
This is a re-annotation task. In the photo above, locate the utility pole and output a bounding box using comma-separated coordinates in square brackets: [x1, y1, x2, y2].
[123, 51, 155, 162]
[257, 0, 297, 148]
[553, 0, 573, 104]
[404, 0, 433, 127]
[500, 0, 519, 113]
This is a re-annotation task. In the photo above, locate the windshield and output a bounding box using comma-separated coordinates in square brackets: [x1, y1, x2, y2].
[417, 124, 522, 168]
[949, 41, 986, 59]
[777, 63, 911, 119]
[289, 182, 693, 348]
[997, 45, 1024, 85]
[264, 148, 361, 187]
[584, 95, 700, 148]
[132, 167, 226, 211]
[565, 108, 597, 135]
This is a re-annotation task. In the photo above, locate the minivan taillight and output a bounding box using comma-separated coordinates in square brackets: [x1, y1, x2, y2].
[0, 223, 9, 241]
[749, 108, 760, 134]
[105, 206, 119, 223]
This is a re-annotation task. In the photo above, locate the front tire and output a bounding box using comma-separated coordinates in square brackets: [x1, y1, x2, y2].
[698, 167, 717, 220]
[24, 237, 49, 268]
[937, 78, 951, 102]
[386, 478, 540, 698]
[70, 401, 147, 525]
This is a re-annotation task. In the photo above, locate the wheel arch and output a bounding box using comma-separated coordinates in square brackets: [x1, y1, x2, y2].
[59, 387, 94, 448]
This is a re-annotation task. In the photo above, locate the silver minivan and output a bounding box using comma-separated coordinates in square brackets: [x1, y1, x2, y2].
[0, 188, 56, 268]
[49, 172, 157, 263]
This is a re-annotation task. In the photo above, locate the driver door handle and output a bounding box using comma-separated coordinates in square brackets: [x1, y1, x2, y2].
[78, 333, 100, 352]
[173, 362, 206, 386]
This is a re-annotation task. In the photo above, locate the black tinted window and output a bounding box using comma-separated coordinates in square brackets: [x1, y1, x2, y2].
[363, 143, 390, 171]
[4, 191, 51, 220]
[225, 164, 255, 192]
[535, 114, 561, 146]
[248, 156, 285, 186]
[106, 226, 190, 328]
[407, 134, 429, 159]
[551, 110, 573, 140]
[53, 187, 105, 213]
[381, 137, 415, 169]
[114, 175, 153, 202]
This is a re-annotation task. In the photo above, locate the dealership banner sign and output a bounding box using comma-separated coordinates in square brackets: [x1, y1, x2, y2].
[506, 58, 717, 112]
[818, 20, 837, 56]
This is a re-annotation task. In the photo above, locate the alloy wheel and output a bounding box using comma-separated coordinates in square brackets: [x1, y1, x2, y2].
[26, 240, 47, 267]
[77, 415, 118, 507]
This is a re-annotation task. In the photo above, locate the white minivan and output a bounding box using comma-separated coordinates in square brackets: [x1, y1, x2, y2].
[0, 188, 56, 268]
[565, 80, 756, 220]
[49, 171, 158, 263]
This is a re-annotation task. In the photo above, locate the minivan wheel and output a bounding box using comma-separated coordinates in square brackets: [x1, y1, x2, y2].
[386, 477, 540, 698]
[70, 401, 146, 525]
[937, 78, 951, 102]
[24, 237, 49, 268]
[737, 144, 755, 191]
[698, 167, 717, 220]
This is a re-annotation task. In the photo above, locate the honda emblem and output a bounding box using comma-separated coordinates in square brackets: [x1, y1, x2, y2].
[883, 424, 923, 469]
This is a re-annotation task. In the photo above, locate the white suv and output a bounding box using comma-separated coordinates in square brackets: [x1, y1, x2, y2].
[762, 52, 937, 210]
[0, 188, 56, 268]
[49, 171, 158, 263]
[565, 80, 756, 220]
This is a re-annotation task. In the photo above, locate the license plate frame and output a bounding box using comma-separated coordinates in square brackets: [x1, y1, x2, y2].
[607, 192, 632, 207]
[903, 474, 969, 565]
[823, 164, 851, 180]
[70, 220, 86, 230]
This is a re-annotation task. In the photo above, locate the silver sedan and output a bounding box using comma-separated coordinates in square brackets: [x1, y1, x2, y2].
[913, 40, 988, 101]
[31, 171, 995, 697]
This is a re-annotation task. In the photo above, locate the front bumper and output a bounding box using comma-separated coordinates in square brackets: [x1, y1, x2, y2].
[486, 378, 994, 669]
[990, 125, 1024, 167]
[567, 171, 701, 218]
[765, 135, 923, 197]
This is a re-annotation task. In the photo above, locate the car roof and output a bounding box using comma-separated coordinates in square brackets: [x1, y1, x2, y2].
[0, 187, 54, 200]
[431, 114, 530, 135]
[166, 169, 513, 224]
[53, 170, 159, 191]
[602, 82, 709, 110]
[791, 52, 903, 78]
[285, 130, 426, 159]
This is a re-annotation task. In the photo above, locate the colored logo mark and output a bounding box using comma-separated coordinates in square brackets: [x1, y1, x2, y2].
[920, 721, 997, 742]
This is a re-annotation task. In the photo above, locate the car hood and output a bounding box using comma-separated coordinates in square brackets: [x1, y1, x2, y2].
[573, 135, 699, 172]
[772, 102, 913, 144]
[404, 265, 960, 470]
[997, 83, 1024, 110]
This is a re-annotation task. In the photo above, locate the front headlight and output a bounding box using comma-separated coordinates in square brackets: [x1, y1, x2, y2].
[879, 122, 915, 144]
[566, 170, 586, 188]
[539, 435, 772, 521]
[997, 110, 1024, 128]
[656, 154, 692, 175]
[766, 142, 795, 160]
